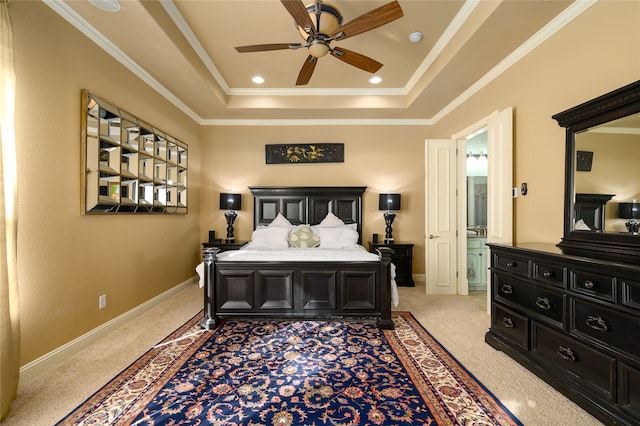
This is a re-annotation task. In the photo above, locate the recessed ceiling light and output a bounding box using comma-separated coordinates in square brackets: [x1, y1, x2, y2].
[409, 31, 423, 43]
[251, 76, 265, 84]
[89, 0, 121, 12]
[369, 76, 382, 84]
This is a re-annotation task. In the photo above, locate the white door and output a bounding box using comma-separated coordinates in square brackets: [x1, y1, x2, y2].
[486, 108, 514, 246]
[426, 108, 513, 297]
[425, 139, 457, 294]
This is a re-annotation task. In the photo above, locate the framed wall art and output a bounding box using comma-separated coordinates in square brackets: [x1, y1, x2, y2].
[266, 143, 344, 164]
[576, 150, 593, 172]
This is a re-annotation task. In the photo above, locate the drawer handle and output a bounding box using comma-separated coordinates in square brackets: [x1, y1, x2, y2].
[535, 297, 551, 310]
[557, 346, 577, 362]
[501, 283, 514, 295]
[502, 317, 514, 328]
[586, 315, 609, 332]
[543, 271, 553, 278]
[584, 279, 595, 289]
[506, 262, 517, 268]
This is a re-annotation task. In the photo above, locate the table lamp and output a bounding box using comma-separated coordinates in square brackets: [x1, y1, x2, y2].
[379, 193, 401, 243]
[220, 193, 242, 242]
[619, 201, 640, 234]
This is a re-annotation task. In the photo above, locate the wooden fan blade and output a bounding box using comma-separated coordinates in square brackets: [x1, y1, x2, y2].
[281, 0, 316, 36]
[235, 43, 302, 53]
[296, 55, 318, 86]
[330, 47, 382, 73]
[335, 1, 403, 40]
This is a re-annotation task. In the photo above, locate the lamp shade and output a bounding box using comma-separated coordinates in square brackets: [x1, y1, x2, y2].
[619, 202, 640, 219]
[220, 193, 242, 210]
[379, 193, 401, 211]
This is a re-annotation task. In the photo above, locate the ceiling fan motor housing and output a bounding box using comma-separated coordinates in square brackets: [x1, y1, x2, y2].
[297, 1, 343, 57]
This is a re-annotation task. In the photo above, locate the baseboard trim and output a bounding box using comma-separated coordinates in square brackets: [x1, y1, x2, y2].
[19, 276, 198, 386]
[413, 274, 425, 283]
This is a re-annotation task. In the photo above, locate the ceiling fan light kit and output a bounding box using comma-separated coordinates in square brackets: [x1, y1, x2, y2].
[235, 0, 404, 85]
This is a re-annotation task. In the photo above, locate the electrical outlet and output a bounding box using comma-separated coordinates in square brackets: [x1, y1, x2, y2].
[99, 294, 107, 309]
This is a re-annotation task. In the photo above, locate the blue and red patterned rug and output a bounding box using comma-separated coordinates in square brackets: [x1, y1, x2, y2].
[56, 312, 521, 425]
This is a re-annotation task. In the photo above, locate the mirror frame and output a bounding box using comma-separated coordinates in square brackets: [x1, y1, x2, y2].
[553, 80, 640, 263]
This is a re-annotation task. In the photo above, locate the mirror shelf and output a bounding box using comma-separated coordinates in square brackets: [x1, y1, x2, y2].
[553, 80, 640, 263]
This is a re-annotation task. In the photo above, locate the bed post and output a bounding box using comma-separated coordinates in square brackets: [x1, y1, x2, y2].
[376, 247, 395, 329]
[200, 247, 220, 330]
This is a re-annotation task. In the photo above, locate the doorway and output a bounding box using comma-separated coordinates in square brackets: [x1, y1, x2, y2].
[425, 108, 513, 306]
[465, 130, 488, 292]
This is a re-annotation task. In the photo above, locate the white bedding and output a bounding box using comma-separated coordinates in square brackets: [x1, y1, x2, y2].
[219, 244, 379, 262]
[195, 245, 399, 307]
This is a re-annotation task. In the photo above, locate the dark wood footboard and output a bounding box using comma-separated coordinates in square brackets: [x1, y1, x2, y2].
[201, 247, 394, 330]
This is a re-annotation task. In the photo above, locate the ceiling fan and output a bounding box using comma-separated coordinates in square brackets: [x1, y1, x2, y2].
[235, 0, 404, 86]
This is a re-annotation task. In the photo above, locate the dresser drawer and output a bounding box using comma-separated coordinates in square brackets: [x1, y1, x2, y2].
[531, 322, 616, 402]
[532, 260, 566, 288]
[570, 297, 640, 357]
[570, 268, 616, 303]
[493, 251, 529, 277]
[494, 274, 565, 327]
[390, 245, 412, 258]
[619, 362, 640, 423]
[621, 278, 640, 313]
[467, 238, 486, 249]
[492, 303, 529, 349]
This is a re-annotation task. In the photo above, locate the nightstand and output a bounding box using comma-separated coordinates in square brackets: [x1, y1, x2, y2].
[202, 241, 248, 251]
[368, 241, 415, 286]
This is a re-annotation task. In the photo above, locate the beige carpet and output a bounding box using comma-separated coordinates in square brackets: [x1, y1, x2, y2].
[2, 283, 602, 425]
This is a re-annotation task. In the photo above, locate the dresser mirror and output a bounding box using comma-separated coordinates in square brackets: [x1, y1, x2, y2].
[553, 80, 640, 262]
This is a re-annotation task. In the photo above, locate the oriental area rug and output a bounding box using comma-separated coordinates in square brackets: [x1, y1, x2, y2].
[56, 312, 522, 426]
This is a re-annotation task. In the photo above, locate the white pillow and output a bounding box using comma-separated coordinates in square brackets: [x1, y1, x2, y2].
[313, 226, 359, 249]
[269, 212, 293, 227]
[318, 212, 345, 226]
[246, 226, 290, 249]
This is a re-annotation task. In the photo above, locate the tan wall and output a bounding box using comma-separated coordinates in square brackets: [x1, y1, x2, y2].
[429, 0, 640, 244]
[12, 2, 202, 365]
[199, 125, 427, 272]
[11, 0, 640, 369]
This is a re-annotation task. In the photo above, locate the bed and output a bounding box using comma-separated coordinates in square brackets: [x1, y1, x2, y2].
[200, 186, 396, 330]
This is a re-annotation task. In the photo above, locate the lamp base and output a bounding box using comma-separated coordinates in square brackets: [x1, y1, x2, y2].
[383, 210, 396, 243]
[225, 210, 238, 242]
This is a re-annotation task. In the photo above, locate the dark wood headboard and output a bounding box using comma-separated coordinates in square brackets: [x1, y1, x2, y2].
[248, 186, 366, 242]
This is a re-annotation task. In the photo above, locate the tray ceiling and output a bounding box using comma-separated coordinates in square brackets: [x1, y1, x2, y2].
[47, 0, 589, 124]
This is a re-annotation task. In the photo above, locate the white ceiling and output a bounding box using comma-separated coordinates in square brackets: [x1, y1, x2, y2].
[46, 0, 592, 124]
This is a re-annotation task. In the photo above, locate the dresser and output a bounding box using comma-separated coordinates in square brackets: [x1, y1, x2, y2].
[368, 241, 414, 286]
[485, 243, 640, 425]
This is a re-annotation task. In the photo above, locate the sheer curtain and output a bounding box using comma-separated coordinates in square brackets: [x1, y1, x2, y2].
[0, 0, 20, 419]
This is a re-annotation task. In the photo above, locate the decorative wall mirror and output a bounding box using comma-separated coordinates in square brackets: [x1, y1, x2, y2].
[553, 80, 640, 262]
[81, 90, 188, 214]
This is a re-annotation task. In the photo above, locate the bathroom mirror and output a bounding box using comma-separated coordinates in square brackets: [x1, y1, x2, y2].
[553, 80, 640, 262]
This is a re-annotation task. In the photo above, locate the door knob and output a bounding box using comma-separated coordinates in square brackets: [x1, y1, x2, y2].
[428, 235, 440, 239]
